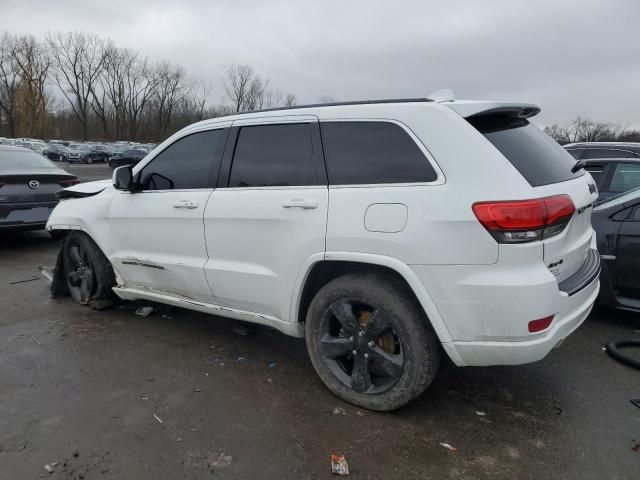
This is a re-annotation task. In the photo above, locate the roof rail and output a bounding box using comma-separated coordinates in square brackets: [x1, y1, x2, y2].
[238, 97, 434, 115]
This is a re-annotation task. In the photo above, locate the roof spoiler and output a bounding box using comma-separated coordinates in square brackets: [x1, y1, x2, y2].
[446, 101, 541, 119]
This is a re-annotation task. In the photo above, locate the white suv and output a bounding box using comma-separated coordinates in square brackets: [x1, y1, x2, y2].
[47, 95, 600, 411]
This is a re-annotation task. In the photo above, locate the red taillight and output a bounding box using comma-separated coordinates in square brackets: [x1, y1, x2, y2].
[58, 178, 80, 187]
[528, 315, 554, 333]
[472, 195, 575, 243]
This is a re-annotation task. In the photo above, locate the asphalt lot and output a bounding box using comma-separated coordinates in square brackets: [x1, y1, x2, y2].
[1, 163, 639, 479]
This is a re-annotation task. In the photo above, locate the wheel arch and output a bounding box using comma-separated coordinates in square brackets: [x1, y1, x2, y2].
[292, 252, 453, 344]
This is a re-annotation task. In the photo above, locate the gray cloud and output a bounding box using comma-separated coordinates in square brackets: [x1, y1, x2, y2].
[3, 0, 639, 126]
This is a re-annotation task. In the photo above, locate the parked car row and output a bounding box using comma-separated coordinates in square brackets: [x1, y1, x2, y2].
[0, 136, 157, 166]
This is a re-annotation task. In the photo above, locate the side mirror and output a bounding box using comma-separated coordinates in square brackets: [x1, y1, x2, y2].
[113, 165, 135, 191]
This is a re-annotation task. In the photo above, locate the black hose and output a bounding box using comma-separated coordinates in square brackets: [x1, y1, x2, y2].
[606, 339, 640, 370]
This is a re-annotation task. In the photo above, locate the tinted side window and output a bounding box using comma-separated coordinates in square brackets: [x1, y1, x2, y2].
[229, 123, 315, 187]
[585, 149, 634, 159]
[141, 129, 225, 190]
[609, 163, 640, 193]
[321, 121, 437, 185]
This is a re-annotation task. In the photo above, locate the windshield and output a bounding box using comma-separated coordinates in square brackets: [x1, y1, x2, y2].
[0, 149, 58, 169]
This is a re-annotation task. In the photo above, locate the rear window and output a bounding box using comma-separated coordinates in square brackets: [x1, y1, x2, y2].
[0, 149, 56, 169]
[469, 115, 583, 187]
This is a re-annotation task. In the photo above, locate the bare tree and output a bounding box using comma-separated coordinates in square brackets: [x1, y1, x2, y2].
[224, 64, 270, 112]
[123, 57, 159, 140]
[0, 34, 20, 136]
[47, 32, 107, 140]
[284, 93, 296, 107]
[11, 35, 51, 138]
[543, 124, 569, 143]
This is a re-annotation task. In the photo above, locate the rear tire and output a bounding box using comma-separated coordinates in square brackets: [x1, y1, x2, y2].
[62, 232, 116, 309]
[305, 272, 440, 411]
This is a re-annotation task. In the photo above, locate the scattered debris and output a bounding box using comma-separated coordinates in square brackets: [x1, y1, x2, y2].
[233, 325, 252, 336]
[141, 396, 149, 401]
[72, 451, 79, 458]
[331, 454, 350, 476]
[601, 346, 607, 351]
[632, 443, 640, 454]
[189, 428, 198, 432]
[554, 406, 563, 416]
[193, 388, 201, 393]
[475, 411, 486, 416]
[236, 356, 247, 364]
[356, 411, 366, 417]
[44, 464, 54, 473]
[267, 378, 273, 383]
[207, 451, 233, 469]
[631, 399, 640, 409]
[146, 377, 156, 382]
[439, 442, 458, 452]
[268, 362, 277, 368]
[153, 413, 163, 424]
[30, 335, 42, 346]
[135, 306, 155, 317]
[39, 266, 54, 283]
[162, 314, 173, 319]
[332, 407, 347, 415]
[9, 277, 40, 285]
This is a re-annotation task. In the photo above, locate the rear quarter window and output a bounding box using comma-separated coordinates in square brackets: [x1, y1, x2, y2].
[469, 115, 583, 187]
[320, 121, 438, 185]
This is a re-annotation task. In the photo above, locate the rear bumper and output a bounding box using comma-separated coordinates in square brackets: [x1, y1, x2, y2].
[412, 240, 600, 367]
[0, 202, 57, 229]
[442, 276, 599, 366]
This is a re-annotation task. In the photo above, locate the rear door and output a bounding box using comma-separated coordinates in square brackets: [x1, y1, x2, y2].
[107, 127, 228, 302]
[203, 116, 328, 320]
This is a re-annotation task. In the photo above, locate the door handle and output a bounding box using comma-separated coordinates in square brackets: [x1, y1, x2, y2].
[282, 199, 318, 209]
[173, 200, 199, 209]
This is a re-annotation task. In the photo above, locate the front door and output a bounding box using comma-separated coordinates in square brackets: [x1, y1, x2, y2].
[203, 116, 328, 321]
[107, 127, 228, 302]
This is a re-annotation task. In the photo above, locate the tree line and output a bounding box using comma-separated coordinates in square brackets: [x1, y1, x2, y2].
[0, 31, 297, 142]
[544, 117, 640, 144]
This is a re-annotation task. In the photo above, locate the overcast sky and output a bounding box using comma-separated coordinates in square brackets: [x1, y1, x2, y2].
[2, 0, 639, 127]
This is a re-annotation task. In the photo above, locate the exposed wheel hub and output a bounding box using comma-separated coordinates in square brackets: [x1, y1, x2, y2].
[318, 299, 405, 395]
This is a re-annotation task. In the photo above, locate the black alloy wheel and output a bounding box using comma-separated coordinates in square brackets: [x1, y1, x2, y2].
[319, 300, 404, 394]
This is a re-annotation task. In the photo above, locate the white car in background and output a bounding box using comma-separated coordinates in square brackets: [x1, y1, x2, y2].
[46, 93, 600, 410]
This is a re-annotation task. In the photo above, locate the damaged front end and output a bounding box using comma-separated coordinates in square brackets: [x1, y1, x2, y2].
[45, 232, 117, 310]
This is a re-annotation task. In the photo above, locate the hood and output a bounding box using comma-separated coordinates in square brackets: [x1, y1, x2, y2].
[56, 179, 112, 200]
